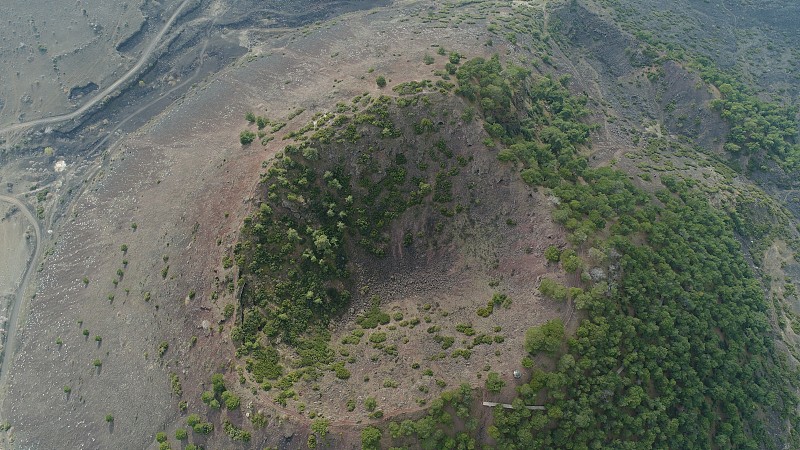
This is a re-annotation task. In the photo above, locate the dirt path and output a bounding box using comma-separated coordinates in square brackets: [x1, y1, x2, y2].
[0, 0, 192, 136]
[86, 14, 216, 158]
[0, 196, 42, 395]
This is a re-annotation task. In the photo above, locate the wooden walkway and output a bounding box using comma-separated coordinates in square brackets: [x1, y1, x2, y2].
[482, 401, 546, 411]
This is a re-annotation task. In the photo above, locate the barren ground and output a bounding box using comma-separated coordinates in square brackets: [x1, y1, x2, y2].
[0, 203, 34, 355]
[0, 0, 150, 126]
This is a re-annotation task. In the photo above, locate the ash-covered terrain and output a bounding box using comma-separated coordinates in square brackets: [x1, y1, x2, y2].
[1, 1, 800, 449]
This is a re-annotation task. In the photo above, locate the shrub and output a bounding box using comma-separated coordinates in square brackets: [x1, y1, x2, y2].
[455, 323, 475, 336]
[193, 422, 213, 434]
[186, 414, 201, 427]
[155, 431, 167, 443]
[223, 304, 235, 320]
[240, 130, 256, 145]
[524, 319, 565, 355]
[175, 428, 187, 440]
[477, 304, 493, 317]
[332, 362, 351, 380]
[357, 301, 391, 328]
[369, 332, 387, 344]
[376, 76, 387, 88]
[200, 391, 214, 404]
[560, 249, 583, 273]
[364, 396, 377, 411]
[170, 373, 182, 397]
[491, 292, 511, 308]
[223, 420, 251, 442]
[251, 411, 268, 428]
[361, 426, 382, 450]
[222, 390, 240, 410]
[311, 417, 330, 438]
[211, 373, 226, 394]
[544, 245, 561, 263]
[539, 278, 568, 301]
[486, 372, 505, 393]
[522, 356, 534, 368]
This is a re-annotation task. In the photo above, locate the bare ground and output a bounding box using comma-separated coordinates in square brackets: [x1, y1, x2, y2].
[0, 203, 34, 357]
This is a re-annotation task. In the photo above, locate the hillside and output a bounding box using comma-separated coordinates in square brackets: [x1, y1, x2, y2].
[1, 0, 799, 449]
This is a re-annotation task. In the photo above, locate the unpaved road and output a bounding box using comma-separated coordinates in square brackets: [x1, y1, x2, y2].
[0, 196, 42, 395]
[0, 0, 192, 135]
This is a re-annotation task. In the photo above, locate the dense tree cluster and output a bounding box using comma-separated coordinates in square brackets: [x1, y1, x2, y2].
[454, 55, 799, 449]
[695, 58, 800, 171]
[233, 90, 471, 388]
[386, 384, 479, 449]
[225, 50, 799, 448]
[377, 54, 799, 450]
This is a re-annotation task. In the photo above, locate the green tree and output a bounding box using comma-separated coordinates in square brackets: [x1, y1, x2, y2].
[193, 422, 213, 434]
[361, 426, 382, 450]
[486, 372, 505, 393]
[376, 76, 387, 88]
[221, 390, 240, 410]
[544, 245, 561, 263]
[561, 250, 582, 273]
[538, 278, 568, 301]
[211, 373, 226, 394]
[186, 414, 201, 427]
[239, 130, 256, 145]
[524, 319, 564, 355]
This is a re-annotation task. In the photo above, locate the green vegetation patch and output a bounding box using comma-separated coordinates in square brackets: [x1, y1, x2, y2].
[376, 53, 800, 450]
[232, 85, 474, 391]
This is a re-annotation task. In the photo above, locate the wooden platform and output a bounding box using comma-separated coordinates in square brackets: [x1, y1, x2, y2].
[482, 401, 546, 411]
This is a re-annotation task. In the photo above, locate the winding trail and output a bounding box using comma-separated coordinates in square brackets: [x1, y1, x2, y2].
[0, 0, 191, 399]
[86, 17, 215, 157]
[0, 0, 192, 135]
[0, 196, 42, 392]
